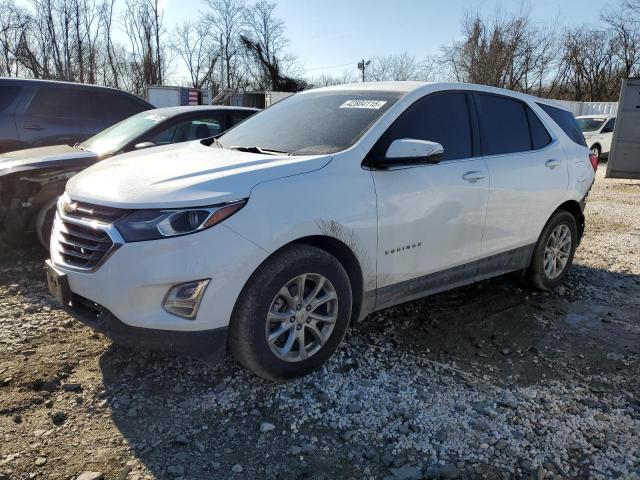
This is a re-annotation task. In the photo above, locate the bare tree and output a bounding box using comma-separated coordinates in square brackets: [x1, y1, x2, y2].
[602, 2, 640, 78]
[0, 0, 30, 76]
[241, 0, 288, 89]
[202, 0, 245, 89]
[368, 52, 419, 81]
[173, 19, 219, 88]
[122, 0, 167, 95]
[441, 7, 562, 96]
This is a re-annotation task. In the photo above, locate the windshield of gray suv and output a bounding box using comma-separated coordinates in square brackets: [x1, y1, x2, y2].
[218, 90, 402, 155]
[80, 111, 168, 156]
[576, 117, 606, 133]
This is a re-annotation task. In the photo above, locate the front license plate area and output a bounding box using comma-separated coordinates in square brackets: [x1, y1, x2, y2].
[45, 260, 71, 307]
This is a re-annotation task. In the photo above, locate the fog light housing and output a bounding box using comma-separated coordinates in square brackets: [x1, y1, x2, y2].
[163, 279, 210, 319]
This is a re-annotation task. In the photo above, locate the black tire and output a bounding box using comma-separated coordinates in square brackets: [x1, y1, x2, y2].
[591, 144, 601, 159]
[527, 210, 578, 290]
[228, 244, 352, 380]
[35, 198, 58, 251]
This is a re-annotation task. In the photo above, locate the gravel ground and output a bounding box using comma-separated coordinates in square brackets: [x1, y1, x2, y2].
[1, 166, 639, 480]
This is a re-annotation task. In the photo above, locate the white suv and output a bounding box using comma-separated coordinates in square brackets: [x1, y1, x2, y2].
[46, 82, 597, 380]
[576, 114, 616, 159]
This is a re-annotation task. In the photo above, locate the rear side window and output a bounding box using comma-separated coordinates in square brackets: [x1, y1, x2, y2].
[94, 91, 149, 121]
[370, 92, 473, 161]
[0, 86, 21, 112]
[27, 87, 93, 119]
[537, 103, 586, 147]
[526, 107, 552, 149]
[475, 93, 531, 155]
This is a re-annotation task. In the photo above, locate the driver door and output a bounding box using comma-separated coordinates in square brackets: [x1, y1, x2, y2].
[369, 91, 489, 308]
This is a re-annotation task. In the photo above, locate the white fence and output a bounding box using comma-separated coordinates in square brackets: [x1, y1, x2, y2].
[550, 100, 618, 117]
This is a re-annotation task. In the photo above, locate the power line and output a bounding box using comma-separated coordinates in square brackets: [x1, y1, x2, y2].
[303, 61, 358, 72]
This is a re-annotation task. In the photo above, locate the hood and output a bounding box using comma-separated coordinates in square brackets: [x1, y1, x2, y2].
[66, 140, 333, 209]
[0, 145, 99, 176]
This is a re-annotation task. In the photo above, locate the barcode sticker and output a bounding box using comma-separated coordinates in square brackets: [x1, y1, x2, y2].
[339, 100, 387, 109]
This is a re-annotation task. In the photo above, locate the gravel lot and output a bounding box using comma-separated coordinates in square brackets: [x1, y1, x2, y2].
[1, 167, 639, 480]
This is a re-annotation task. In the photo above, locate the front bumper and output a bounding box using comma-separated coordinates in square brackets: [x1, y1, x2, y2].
[47, 259, 227, 364]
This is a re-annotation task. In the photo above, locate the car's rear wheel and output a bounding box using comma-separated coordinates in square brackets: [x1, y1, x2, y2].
[591, 145, 601, 159]
[527, 210, 577, 290]
[229, 244, 352, 380]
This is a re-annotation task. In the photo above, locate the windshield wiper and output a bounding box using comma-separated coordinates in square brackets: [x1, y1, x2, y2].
[73, 143, 87, 151]
[229, 145, 290, 156]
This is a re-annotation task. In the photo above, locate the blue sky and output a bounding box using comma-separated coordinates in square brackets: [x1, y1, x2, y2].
[165, 0, 614, 78]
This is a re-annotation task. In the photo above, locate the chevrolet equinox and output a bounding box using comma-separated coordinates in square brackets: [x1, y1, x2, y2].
[45, 82, 597, 380]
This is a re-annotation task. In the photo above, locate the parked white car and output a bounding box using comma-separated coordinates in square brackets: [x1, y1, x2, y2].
[576, 114, 616, 158]
[46, 82, 597, 380]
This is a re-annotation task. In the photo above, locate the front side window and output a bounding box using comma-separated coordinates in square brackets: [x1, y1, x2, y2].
[218, 91, 402, 156]
[228, 110, 255, 127]
[150, 117, 223, 145]
[476, 93, 532, 155]
[601, 118, 615, 133]
[80, 111, 168, 156]
[27, 87, 93, 119]
[369, 92, 473, 161]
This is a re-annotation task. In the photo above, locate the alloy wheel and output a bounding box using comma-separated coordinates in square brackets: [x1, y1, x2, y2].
[265, 273, 338, 362]
[544, 224, 572, 279]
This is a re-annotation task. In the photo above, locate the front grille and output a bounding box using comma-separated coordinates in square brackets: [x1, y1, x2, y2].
[56, 220, 114, 269]
[63, 200, 128, 223]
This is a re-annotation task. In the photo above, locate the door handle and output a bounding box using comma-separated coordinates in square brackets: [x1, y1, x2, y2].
[545, 159, 561, 169]
[462, 171, 486, 183]
[23, 124, 44, 131]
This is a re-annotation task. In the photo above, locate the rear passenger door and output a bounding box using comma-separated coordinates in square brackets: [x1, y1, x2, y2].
[475, 92, 568, 266]
[17, 86, 103, 147]
[370, 91, 490, 308]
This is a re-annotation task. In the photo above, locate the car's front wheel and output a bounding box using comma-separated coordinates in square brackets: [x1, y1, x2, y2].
[229, 244, 352, 380]
[527, 210, 578, 290]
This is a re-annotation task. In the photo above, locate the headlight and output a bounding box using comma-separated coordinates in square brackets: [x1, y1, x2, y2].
[114, 200, 246, 242]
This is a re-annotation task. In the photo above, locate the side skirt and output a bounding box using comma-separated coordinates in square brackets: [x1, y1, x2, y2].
[373, 244, 535, 311]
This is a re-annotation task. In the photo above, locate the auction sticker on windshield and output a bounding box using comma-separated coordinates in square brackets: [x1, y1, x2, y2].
[339, 100, 387, 109]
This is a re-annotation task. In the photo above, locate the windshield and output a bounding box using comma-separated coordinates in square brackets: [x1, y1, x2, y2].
[576, 118, 606, 133]
[81, 112, 168, 156]
[218, 90, 402, 155]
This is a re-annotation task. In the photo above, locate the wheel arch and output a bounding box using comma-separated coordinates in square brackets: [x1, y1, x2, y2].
[273, 235, 366, 325]
[555, 200, 585, 244]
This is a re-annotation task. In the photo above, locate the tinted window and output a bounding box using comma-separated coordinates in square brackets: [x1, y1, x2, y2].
[601, 118, 615, 133]
[27, 87, 94, 119]
[95, 91, 148, 121]
[537, 103, 586, 147]
[150, 116, 223, 145]
[219, 91, 401, 155]
[228, 110, 255, 127]
[369, 92, 472, 161]
[526, 107, 552, 149]
[0, 86, 21, 112]
[476, 94, 531, 155]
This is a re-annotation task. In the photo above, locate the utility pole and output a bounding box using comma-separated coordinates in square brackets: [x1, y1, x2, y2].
[357, 59, 371, 83]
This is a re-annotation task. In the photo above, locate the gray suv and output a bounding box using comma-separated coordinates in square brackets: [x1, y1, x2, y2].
[0, 78, 152, 153]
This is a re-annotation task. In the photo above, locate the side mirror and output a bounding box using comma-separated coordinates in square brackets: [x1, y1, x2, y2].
[376, 139, 444, 168]
[134, 141, 155, 150]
